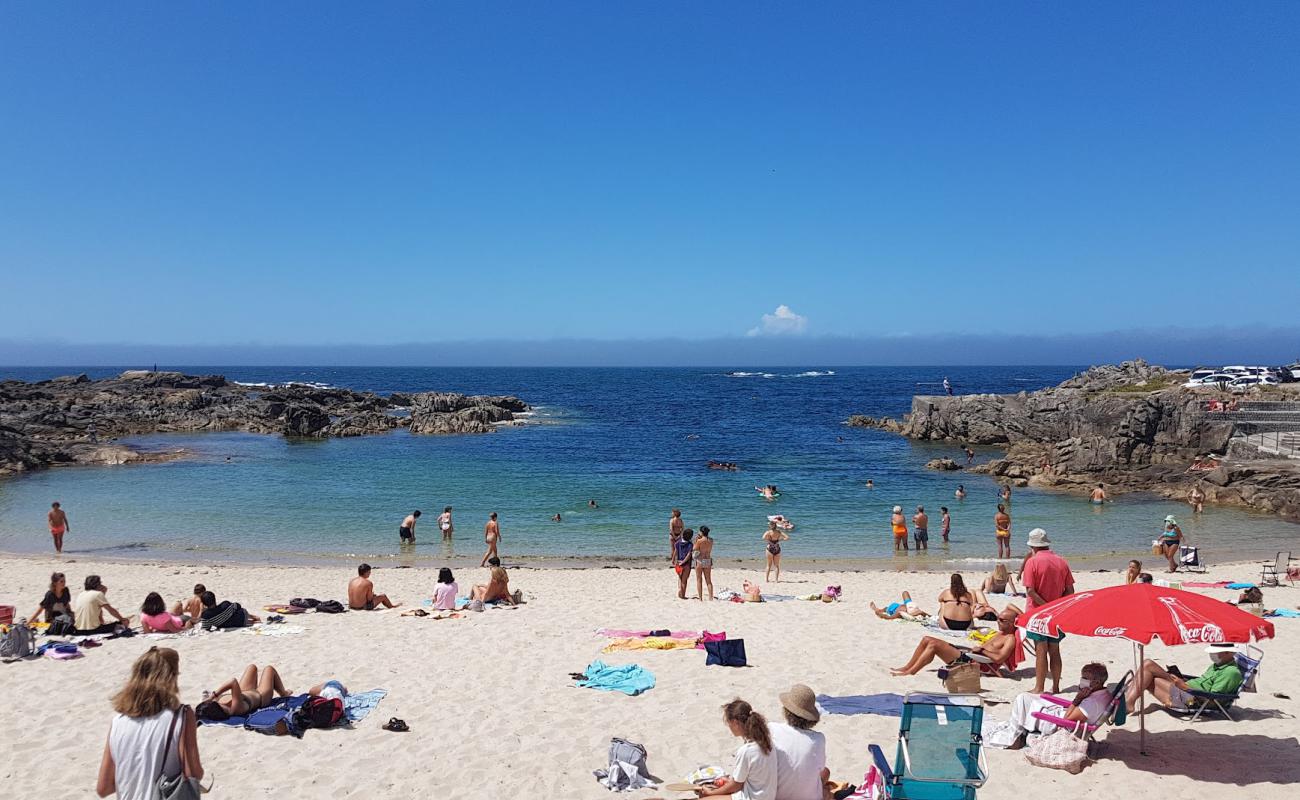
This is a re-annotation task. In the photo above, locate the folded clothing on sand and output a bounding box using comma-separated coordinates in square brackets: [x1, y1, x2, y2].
[574, 660, 655, 696]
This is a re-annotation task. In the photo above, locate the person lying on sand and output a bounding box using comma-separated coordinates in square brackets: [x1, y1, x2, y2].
[470, 557, 517, 605]
[972, 590, 1022, 623]
[199, 591, 260, 630]
[890, 609, 1019, 676]
[870, 591, 929, 621]
[348, 563, 399, 610]
[196, 664, 293, 720]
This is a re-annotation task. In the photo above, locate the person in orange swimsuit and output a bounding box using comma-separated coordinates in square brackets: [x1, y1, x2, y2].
[891, 505, 909, 552]
[994, 504, 1011, 559]
[48, 501, 69, 554]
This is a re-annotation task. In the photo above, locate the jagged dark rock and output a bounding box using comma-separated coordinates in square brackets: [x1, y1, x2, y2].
[847, 362, 1300, 522]
[925, 457, 962, 471]
[0, 371, 530, 476]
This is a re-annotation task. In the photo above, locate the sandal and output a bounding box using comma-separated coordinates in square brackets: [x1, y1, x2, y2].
[383, 717, 409, 732]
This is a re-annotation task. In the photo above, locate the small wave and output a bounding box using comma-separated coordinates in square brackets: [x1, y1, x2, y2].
[793, 370, 835, 377]
[725, 370, 833, 378]
[234, 380, 335, 390]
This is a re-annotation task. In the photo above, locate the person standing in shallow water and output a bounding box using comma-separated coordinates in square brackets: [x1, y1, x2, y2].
[481, 512, 500, 567]
[399, 509, 420, 544]
[912, 506, 929, 551]
[890, 505, 909, 552]
[994, 504, 1011, 559]
[48, 501, 69, 554]
[437, 506, 453, 541]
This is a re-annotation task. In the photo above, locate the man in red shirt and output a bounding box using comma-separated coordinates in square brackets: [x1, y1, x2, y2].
[1021, 528, 1074, 693]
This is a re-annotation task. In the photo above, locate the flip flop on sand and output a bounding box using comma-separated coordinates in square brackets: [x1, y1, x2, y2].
[382, 718, 409, 732]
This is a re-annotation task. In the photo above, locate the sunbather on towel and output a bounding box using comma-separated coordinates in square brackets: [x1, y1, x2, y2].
[196, 664, 293, 721]
[890, 609, 1019, 676]
[1005, 663, 1110, 750]
[870, 591, 929, 621]
[348, 563, 400, 610]
[972, 590, 1022, 623]
[470, 557, 516, 605]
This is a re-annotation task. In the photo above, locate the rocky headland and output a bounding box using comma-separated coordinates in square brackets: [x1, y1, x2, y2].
[849, 360, 1300, 522]
[0, 371, 528, 476]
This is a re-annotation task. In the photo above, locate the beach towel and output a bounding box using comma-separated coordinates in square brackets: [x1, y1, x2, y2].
[575, 660, 655, 696]
[816, 693, 953, 717]
[1183, 581, 1232, 588]
[695, 631, 726, 650]
[199, 694, 310, 730]
[1227, 583, 1258, 590]
[1264, 608, 1300, 618]
[343, 689, 387, 722]
[240, 624, 306, 637]
[602, 637, 697, 653]
[596, 629, 699, 640]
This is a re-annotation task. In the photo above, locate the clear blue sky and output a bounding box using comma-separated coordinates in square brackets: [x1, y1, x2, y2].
[2, 3, 1298, 360]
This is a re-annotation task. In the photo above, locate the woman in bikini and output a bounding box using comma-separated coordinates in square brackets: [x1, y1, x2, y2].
[937, 573, 975, 631]
[763, 520, 790, 583]
[980, 563, 1017, 595]
[693, 525, 715, 601]
[195, 664, 292, 721]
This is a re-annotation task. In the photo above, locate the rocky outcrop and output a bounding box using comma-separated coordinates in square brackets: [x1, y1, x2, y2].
[847, 361, 1300, 521]
[0, 371, 530, 476]
[925, 457, 962, 471]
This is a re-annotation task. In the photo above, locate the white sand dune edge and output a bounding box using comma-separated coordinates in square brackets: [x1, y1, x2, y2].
[1, 556, 1297, 799]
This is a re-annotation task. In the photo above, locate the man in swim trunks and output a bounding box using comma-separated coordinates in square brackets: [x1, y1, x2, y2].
[48, 501, 69, 554]
[348, 563, 399, 610]
[1090, 484, 1106, 504]
[480, 512, 500, 567]
[399, 510, 420, 543]
[912, 506, 929, 551]
[891, 506, 909, 552]
[994, 504, 1011, 558]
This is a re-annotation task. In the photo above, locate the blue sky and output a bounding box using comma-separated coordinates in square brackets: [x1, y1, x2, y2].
[2, 3, 1298, 362]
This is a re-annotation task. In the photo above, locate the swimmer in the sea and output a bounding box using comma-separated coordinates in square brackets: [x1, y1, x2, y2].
[1090, 484, 1106, 504]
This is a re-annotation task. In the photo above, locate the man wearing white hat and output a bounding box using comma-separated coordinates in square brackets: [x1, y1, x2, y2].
[1021, 528, 1074, 694]
[1125, 643, 1244, 714]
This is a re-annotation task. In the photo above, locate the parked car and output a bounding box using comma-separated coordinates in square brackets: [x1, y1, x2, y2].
[1184, 373, 1236, 388]
[1228, 375, 1279, 391]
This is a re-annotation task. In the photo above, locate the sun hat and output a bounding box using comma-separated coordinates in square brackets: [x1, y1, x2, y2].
[892, 505, 902, 513]
[779, 683, 820, 723]
[1026, 528, 1051, 548]
[1165, 515, 1178, 524]
[1205, 643, 1238, 654]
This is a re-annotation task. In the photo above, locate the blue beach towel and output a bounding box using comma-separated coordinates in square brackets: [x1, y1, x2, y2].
[575, 660, 655, 696]
[1227, 583, 1257, 590]
[816, 692, 954, 717]
[198, 694, 309, 729]
[343, 689, 388, 722]
[1265, 608, 1300, 618]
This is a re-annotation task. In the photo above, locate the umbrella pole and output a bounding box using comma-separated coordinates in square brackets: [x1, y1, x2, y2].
[1138, 642, 1147, 756]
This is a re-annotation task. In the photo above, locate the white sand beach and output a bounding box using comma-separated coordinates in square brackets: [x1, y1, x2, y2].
[2, 555, 1297, 799]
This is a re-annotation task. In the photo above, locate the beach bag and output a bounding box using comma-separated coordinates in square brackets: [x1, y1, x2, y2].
[1151, 540, 1163, 556]
[0, 605, 13, 625]
[470, 599, 485, 613]
[0, 621, 34, 659]
[595, 737, 654, 792]
[289, 598, 320, 609]
[294, 696, 344, 730]
[245, 706, 297, 737]
[157, 707, 203, 800]
[704, 638, 747, 667]
[315, 600, 346, 614]
[47, 614, 76, 637]
[1024, 728, 1089, 774]
[941, 661, 981, 694]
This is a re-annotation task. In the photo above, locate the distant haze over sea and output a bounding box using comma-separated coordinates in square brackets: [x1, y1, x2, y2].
[2, 326, 1298, 367]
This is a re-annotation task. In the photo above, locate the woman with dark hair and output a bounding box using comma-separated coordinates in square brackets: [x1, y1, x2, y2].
[937, 573, 975, 631]
[433, 567, 458, 610]
[30, 571, 72, 624]
[195, 664, 290, 721]
[140, 592, 191, 633]
[74, 574, 131, 635]
[96, 647, 203, 798]
[697, 699, 776, 799]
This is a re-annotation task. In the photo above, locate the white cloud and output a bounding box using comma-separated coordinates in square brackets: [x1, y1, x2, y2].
[747, 304, 808, 337]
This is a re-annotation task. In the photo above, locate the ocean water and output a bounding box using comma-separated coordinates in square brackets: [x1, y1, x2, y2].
[1, 366, 1296, 568]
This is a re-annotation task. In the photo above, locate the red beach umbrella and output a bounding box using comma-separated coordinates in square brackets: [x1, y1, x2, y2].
[1016, 583, 1275, 754]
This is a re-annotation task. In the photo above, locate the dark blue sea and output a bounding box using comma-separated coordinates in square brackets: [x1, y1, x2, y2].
[1, 366, 1295, 567]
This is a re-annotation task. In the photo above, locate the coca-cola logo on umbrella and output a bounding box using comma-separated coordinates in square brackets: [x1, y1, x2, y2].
[1159, 596, 1224, 644]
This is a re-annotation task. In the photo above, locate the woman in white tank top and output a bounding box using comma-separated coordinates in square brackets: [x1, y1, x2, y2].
[97, 647, 204, 799]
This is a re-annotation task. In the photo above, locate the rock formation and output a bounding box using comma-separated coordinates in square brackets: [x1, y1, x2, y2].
[0, 371, 530, 476]
[848, 360, 1300, 521]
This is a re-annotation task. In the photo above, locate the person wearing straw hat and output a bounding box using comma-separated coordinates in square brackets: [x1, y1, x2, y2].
[1159, 514, 1185, 573]
[1021, 528, 1074, 694]
[1125, 643, 1244, 714]
[768, 684, 829, 800]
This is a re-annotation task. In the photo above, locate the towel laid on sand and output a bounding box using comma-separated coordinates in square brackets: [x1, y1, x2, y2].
[602, 638, 698, 653]
[1183, 581, 1232, 588]
[1265, 608, 1300, 618]
[596, 629, 700, 640]
[575, 660, 655, 696]
[816, 693, 954, 717]
[343, 689, 387, 722]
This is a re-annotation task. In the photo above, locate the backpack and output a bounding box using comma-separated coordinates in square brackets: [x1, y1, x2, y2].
[594, 737, 655, 792]
[294, 696, 344, 729]
[1, 621, 35, 659]
[47, 615, 76, 637]
[315, 600, 346, 614]
[703, 638, 747, 667]
[289, 598, 321, 609]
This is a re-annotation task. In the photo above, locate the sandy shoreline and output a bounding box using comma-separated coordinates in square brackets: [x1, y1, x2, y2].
[2, 555, 1297, 799]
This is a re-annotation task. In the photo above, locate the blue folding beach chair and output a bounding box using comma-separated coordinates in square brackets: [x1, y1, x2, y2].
[867, 692, 989, 800]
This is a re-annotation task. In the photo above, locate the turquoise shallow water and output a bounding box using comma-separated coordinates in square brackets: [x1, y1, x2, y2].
[1, 366, 1296, 568]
